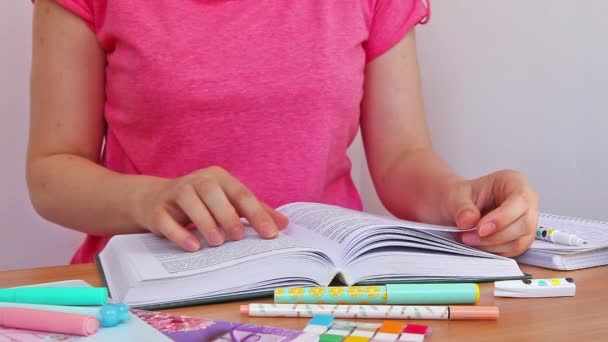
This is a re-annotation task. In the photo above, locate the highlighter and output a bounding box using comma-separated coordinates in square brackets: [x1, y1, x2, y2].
[274, 283, 479, 305]
[0, 287, 108, 306]
[0, 307, 99, 336]
[241, 303, 499, 320]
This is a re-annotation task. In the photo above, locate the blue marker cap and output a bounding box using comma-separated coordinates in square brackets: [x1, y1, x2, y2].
[385, 283, 479, 304]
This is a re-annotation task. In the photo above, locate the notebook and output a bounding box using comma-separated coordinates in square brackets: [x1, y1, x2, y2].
[516, 212, 608, 270]
[132, 309, 311, 341]
[0, 280, 170, 341]
[96, 202, 528, 310]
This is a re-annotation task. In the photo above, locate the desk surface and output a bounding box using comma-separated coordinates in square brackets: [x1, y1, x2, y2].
[1, 263, 606, 341]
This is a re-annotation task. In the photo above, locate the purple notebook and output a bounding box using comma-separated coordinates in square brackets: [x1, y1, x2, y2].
[133, 309, 308, 342]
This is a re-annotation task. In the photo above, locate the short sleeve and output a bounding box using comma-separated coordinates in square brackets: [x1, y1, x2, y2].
[363, 0, 430, 62]
[49, 0, 96, 32]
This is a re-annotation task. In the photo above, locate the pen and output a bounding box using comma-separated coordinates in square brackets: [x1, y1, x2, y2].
[536, 226, 586, 247]
[0, 287, 108, 306]
[274, 284, 479, 305]
[0, 307, 99, 336]
[240, 303, 499, 320]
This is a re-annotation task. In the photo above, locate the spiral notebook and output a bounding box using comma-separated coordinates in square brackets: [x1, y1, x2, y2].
[516, 212, 608, 270]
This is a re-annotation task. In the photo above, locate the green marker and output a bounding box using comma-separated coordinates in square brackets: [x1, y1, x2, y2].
[0, 287, 109, 306]
[274, 283, 480, 305]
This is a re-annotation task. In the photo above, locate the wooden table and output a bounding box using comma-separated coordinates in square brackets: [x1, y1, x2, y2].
[1, 263, 607, 341]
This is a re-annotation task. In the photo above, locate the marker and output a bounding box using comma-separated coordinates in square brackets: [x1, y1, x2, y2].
[536, 226, 586, 247]
[240, 303, 499, 320]
[0, 287, 108, 306]
[274, 283, 479, 305]
[0, 307, 99, 336]
[494, 278, 576, 298]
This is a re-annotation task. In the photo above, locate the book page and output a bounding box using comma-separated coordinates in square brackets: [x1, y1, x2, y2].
[278, 202, 467, 246]
[278, 202, 392, 253]
[278, 202, 497, 276]
[140, 229, 297, 273]
[123, 229, 306, 280]
[345, 250, 523, 285]
[341, 229, 497, 263]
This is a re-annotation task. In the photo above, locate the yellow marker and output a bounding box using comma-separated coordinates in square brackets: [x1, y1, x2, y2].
[310, 288, 325, 297]
[329, 287, 344, 297]
[275, 284, 479, 305]
[551, 279, 561, 285]
[347, 286, 363, 298]
[365, 286, 381, 298]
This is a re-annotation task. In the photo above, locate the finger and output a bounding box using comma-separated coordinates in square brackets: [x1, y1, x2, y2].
[194, 179, 245, 241]
[462, 214, 528, 246]
[152, 208, 201, 252]
[454, 207, 481, 230]
[214, 172, 279, 239]
[443, 180, 481, 229]
[477, 191, 530, 237]
[262, 202, 289, 230]
[476, 235, 535, 258]
[174, 184, 225, 245]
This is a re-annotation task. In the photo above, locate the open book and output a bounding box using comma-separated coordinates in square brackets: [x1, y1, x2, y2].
[97, 202, 526, 309]
[516, 212, 608, 270]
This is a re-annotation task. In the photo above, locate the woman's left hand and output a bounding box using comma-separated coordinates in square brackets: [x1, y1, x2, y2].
[442, 170, 539, 257]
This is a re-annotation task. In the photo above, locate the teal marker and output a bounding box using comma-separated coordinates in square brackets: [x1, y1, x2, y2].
[0, 287, 109, 306]
[274, 283, 479, 305]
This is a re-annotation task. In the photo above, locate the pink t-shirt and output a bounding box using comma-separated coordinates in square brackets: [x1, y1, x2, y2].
[51, 0, 430, 263]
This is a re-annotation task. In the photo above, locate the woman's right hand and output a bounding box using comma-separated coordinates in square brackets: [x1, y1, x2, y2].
[131, 166, 288, 252]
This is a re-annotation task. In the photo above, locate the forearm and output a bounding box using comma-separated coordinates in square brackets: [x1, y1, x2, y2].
[26, 154, 166, 235]
[374, 148, 461, 224]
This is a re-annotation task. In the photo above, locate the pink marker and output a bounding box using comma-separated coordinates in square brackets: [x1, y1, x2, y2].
[0, 307, 99, 336]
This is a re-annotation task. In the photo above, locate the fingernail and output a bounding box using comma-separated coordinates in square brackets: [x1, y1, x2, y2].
[479, 222, 496, 237]
[260, 222, 278, 238]
[185, 237, 200, 251]
[228, 226, 245, 240]
[462, 232, 481, 245]
[207, 230, 225, 246]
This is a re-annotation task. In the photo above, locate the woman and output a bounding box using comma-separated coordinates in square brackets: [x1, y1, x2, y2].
[27, 0, 538, 263]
